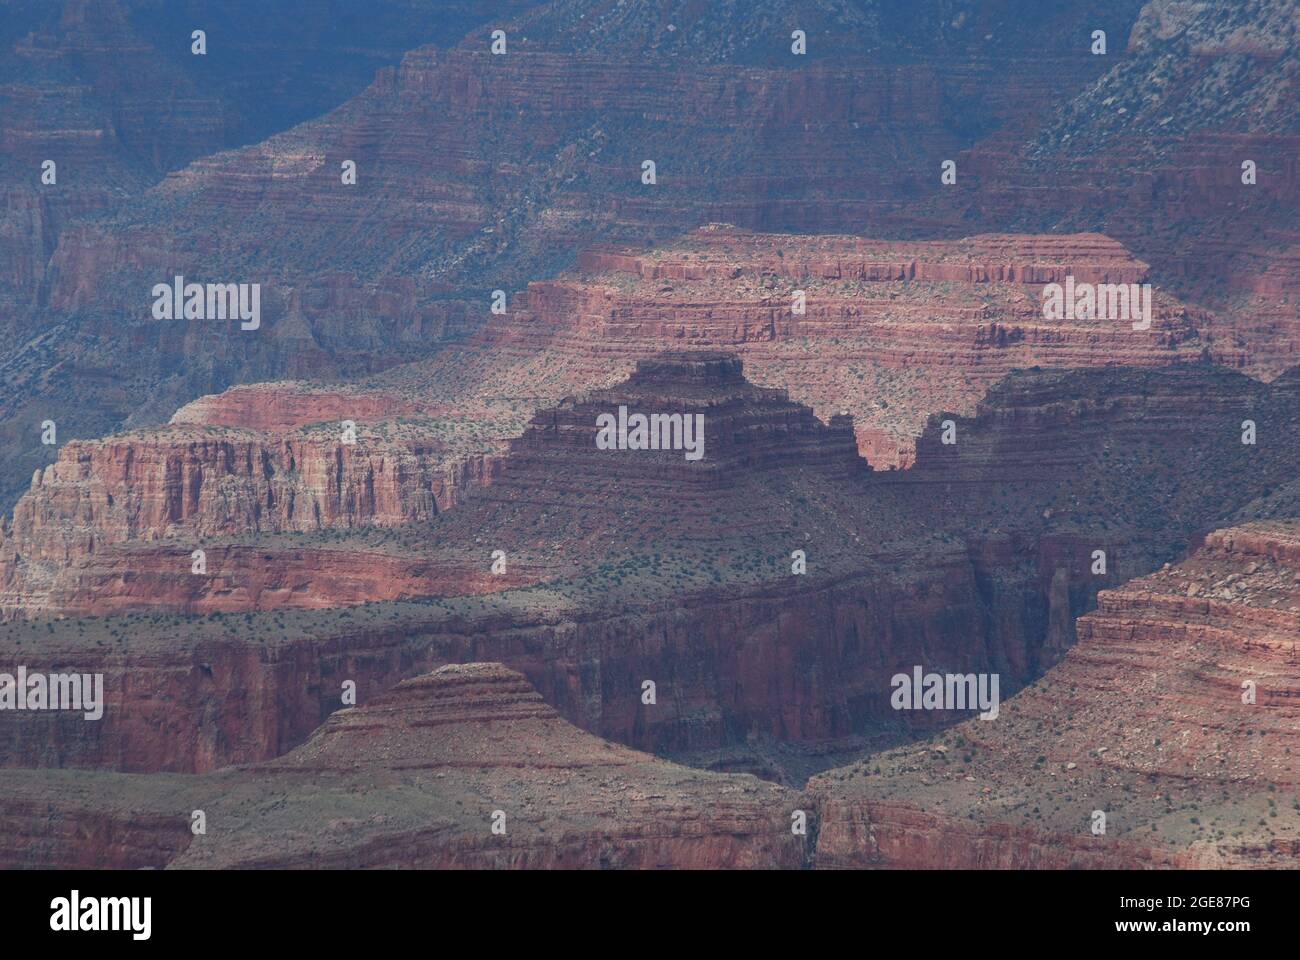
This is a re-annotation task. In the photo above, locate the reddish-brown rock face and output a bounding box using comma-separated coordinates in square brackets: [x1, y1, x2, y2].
[0, 0, 522, 507]
[4, 0, 1294, 513]
[0, 225, 1225, 579]
[484, 351, 865, 504]
[0, 413, 506, 617]
[0, 356, 996, 767]
[0, 550, 1061, 773]
[0, 663, 806, 869]
[340, 226, 1232, 474]
[15, 432, 438, 545]
[4, 1, 1297, 873]
[0, 0, 536, 308]
[2, 356, 1296, 778]
[169, 383, 425, 432]
[945, 2, 1300, 374]
[809, 519, 1300, 869]
[515, 228, 1222, 465]
[0, 0, 1155, 507]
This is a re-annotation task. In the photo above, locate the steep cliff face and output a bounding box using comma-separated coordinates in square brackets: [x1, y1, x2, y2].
[404, 225, 1232, 476]
[54, 41, 1071, 307]
[5, 0, 1293, 511]
[0, 0, 1150, 506]
[0, 664, 807, 869]
[0, 0, 199, 318]
[0, 790, 195, 870]
[14, 432, 435, 545]
[0, 0, 521, 508]
[956, 0, 1300, 372]
[0, 545, 1097, 772]
[13, 225, 1209, 575]
[0, 348, 859, 617]
[0, 356, 1008, 767]
[4, 545, 533, 620]
[23, 223, 1210, 548]
[3, 357, 1296, 777]
[0, 0, 535, 310]
[25, 0, 1257, 328]
[961, 136, 1300, 374]
[905, 363, 1292, 493]
[809, 519, 1300, 869]
[0, 407, 506, 615]
[523, 227, 1221, 465]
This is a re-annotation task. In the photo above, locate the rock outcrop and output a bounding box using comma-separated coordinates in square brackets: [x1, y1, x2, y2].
[0, 663, 806, 869]
[809, 520, 1300, 868]
[0, 401, 507, 615]
[3, 357, 1296, 776]
[961, 0, 1300, 372]
[5, 1, 1297, 873]
[531, 227, 1220, 465]
[0, 224, 1224, 582]
[5, 0, 1294, 511]
[0, 0, 524, 507]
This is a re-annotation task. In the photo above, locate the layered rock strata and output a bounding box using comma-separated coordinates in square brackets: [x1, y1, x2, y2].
[2, 357, 1296, 775]
[810, 520, 1300, 868]
[0, 663, 806, 869]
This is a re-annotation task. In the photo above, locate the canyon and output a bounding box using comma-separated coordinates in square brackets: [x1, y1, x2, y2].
[0, 224, 1229, 589]
[0, 0, 1296, 872]
[5, 507, 1296, 870]
[0, 662, 806, 869]
[12, 0, 1294, 511]
[2, 355, 1296, 787]
[810, 518, 1300, 869]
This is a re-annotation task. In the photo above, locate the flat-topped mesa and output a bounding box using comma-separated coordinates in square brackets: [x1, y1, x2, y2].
[0, 216, 1213, 599]
[169, 382, 427, 432]
[8, 361, 1299, 769]
[0, 377, 566, 620]
[624, 351, 747, 391]
[0, 428, 472, 597]
[0, 378, 509, 616]
[579, 229, 1153, 286]
[10, 5, 1154, 509]
[9, 0, 1294, 521]
[0, 351, 865, 620]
